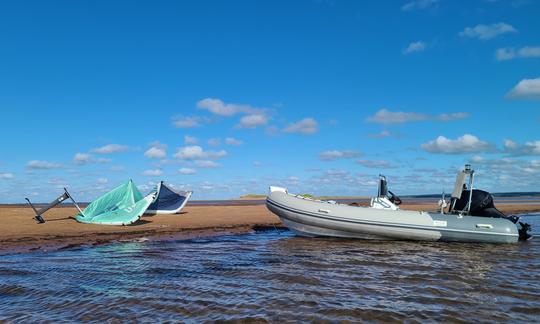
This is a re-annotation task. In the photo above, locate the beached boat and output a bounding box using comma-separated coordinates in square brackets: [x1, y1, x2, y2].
[266, 165, 531, 243]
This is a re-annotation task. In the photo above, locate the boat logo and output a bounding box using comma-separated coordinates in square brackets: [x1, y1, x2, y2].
[433, 220, 447, 227]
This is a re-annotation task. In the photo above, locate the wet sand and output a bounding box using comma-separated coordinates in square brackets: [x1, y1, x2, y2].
[1, 202, 539, 255]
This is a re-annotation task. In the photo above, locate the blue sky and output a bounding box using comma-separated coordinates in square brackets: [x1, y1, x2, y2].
[0, 0, 539, 202]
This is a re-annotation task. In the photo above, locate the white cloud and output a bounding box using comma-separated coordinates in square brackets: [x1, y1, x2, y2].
[91, 144, 130, 154]
[470, 155, 485, 163]
[236, 114, 269, 129]
[73, 153, 111, 165]
[402, 0, 438, 11]
[144, 141, 167, 159]
[519, 46, 540, 58]
[172, 116, 209, 128]
[356, 160, 397, 169]
[174, 145, 227, 160]
[459, 23, 517, 40]
[225, 137, 243, 146]
[74, 153, 92, 165]
[421, 134, 494, 154]
[495, 48, 515, 61]
[496, 46, 540, 61]
[110, 165, 124, 172]
[506, 77, 540, 99]
[196, 160, 221, 168]
[184, 135, 198, 145]
[368, 130, 392, 138]
[403, 41, 426, 54]
[283, 118, 319, 135]
[319, 150, 361, 161]
[179, 167, 196, 175]
[265, 125, 279, 136]
[207, 138, 221, 146]
[504, 139, 518, 150]
[366, 109, 469, 124]
[26, 160, 63, 169]
[143, 169, 164, 176]
[357, 159, 397, 169]
[97, 177, 108, 184]
[503, 139, 540, 156]
[0, 172, 14, 179]
[197, 98, 261, 116]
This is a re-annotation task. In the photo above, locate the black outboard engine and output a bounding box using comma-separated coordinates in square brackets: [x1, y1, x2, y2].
[453, 189, 505, 218]
[449, 165, 532, 241]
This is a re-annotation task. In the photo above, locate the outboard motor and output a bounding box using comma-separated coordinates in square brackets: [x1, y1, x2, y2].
[449, 165, 532, 241]
[453, 189, 505, 218]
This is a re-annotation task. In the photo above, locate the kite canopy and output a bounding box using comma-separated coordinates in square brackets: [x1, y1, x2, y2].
[145, 181, 193, 214]
[75, 180, 155, 225]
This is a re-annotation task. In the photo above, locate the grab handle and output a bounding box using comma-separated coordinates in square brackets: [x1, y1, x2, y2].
[476, 224, 493, 229]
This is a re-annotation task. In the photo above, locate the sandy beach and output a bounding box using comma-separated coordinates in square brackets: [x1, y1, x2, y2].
[1, 201, 538, 255]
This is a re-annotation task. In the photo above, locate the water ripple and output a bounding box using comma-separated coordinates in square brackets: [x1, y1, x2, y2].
[0, 214, 539, 322]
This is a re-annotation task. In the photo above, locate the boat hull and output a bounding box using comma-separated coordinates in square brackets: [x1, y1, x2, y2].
[267, 192, 519, 243]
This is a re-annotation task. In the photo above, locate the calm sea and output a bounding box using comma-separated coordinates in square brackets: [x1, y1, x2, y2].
[1, 214, 539, 322]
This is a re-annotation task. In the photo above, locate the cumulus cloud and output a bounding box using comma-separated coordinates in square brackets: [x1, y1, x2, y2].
[0, 172, 14, 179]
[196, 160, 221, 168]
[319, 150, 361, 161]
[283, 118, 319, 135]
[356, 159, 397, 169]
[496, 46, 540, 61]
[504, 139, 518, 150]
[174, 145, 227, 160]
[366, 109, 469, 124]
[144, 141, 167, 159]
[207, 138, 221, 147]
[265, 125, 279, 136]
[506, 77, 540, 99]
[236, 114, 269, 129]
[73, 153, 111, 165]
[459, 23, 517, 40]
[26, 160, 64, 169]
[401, 0, 438, 11]
[182, 135, 197, 145]
[91, 144, 130, 154]
[368, 130, 392, 138]
[143, 169, 163, 176]
[172, 116, 210, 128]
[503, 139, 540, 156]
[197, 98, 262, 116]
[73, 153, 92, 165]
[403, 41, 426, 54]
[421, 134, 495, 154]
[465, 157, 540, 190]
[470, 155, 485, 163]
[225, 137, 243, 146]
[179, 167, 196, 175]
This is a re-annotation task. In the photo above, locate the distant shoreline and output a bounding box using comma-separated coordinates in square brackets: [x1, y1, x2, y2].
[1, 202, 540, 256]
[3, 194, 540, 207]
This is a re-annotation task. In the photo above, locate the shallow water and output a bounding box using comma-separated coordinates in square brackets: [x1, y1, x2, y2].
[1, 214, 539, 322]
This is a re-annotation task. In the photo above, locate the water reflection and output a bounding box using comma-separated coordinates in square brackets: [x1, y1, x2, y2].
[0, 215, 539, 322]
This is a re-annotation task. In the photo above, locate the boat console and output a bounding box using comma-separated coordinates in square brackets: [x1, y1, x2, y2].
[370, 175, 401, 210]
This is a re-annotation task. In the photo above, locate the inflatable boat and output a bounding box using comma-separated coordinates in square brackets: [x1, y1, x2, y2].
[266, 165, 531, 243]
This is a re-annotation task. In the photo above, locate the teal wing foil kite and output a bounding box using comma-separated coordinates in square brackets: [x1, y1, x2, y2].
[75, 180, 156, 225]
